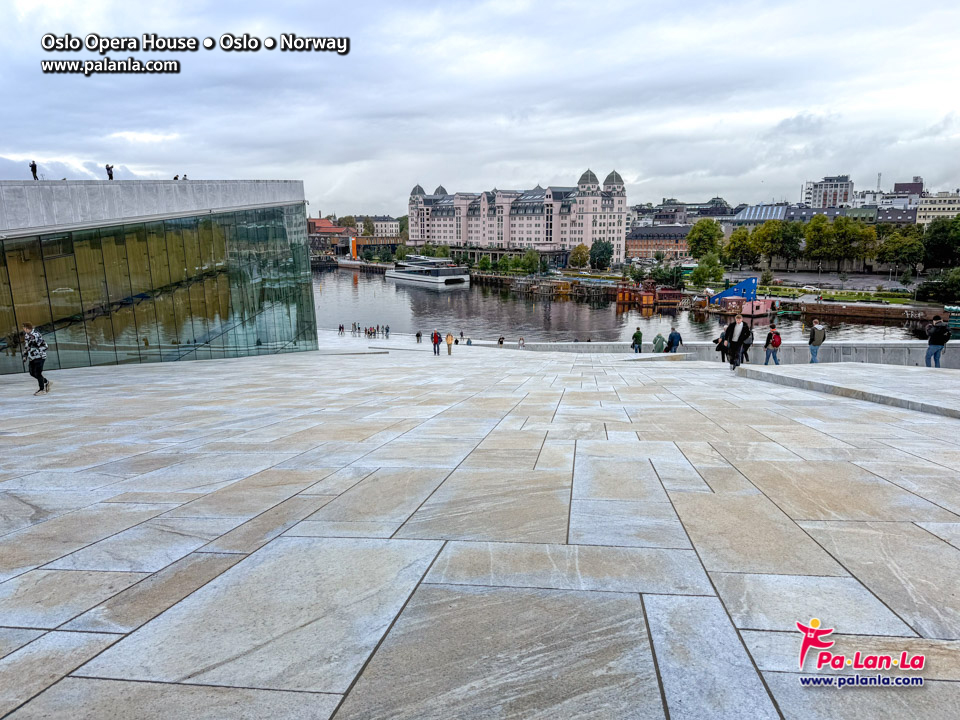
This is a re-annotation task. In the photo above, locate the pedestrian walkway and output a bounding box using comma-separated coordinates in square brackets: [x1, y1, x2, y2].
[1, 339, 959, 718]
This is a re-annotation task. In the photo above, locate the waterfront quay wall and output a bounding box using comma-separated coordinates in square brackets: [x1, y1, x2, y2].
[488, 341, 957, 368]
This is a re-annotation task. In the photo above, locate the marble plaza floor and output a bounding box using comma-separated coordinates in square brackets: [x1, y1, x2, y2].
[1, 333, 960, 719]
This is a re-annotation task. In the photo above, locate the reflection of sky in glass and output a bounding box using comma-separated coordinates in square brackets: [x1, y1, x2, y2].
[0, 206, 317, 375]
[314, 269, 926, 344]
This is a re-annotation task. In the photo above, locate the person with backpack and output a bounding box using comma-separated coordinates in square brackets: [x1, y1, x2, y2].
[723, 314, 751, 370]
[431, 329, 441, 356]
[445, 332, 454, 355]
[764, 324, 782, 365]
[631, 327, 643, 353]
[925, 315, 952, 368]
[808, 319, 826, 363]
[21, 322, 51, 395]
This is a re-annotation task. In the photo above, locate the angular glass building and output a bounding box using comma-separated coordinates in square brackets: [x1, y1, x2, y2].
[0, 180, 318, 375]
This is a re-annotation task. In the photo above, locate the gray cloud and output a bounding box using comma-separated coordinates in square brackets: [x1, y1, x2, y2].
[1, 0, 959, 213]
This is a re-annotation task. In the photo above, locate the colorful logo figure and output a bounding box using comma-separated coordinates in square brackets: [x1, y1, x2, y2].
[797, 617, 834, 670]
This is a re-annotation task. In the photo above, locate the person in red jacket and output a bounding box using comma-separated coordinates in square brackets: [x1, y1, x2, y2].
[431, 329, 441, 356]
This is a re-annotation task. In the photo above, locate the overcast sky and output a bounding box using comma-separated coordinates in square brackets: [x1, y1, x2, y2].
[2, 0, 959, 215]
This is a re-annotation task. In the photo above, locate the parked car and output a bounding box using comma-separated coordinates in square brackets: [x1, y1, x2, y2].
[801, 285, 820, 292]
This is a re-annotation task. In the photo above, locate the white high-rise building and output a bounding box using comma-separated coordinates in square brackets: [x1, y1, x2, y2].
[801, 175, 854, 207]
[407, 170, 627, 264]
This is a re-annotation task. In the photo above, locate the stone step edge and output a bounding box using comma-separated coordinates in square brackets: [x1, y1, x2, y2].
[735, 366, 960, 420]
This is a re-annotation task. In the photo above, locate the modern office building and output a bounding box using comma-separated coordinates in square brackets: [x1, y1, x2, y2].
[917, 191, 960, 226]
[0, 179, 317, 376]
[408, 170, 627, 264]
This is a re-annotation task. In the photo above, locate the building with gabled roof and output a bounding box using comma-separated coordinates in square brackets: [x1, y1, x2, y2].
[407, 170, 627, 264]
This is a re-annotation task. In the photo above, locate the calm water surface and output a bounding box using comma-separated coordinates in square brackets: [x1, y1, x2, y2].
[313, 269, 927, 343]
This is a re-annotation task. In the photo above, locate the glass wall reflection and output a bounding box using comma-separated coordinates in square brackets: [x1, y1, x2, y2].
[0, 205, 318, 375]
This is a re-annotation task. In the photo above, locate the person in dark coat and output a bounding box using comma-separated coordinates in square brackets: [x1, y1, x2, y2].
[30, 161, 38, 180]
[722, 314, 752, 370]
[105, 164, 114, 180]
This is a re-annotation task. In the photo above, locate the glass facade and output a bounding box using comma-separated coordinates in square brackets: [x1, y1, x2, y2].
[0, 205, 318, 375]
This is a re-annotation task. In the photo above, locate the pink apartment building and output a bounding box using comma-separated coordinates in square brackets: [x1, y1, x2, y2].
[407, 170, 627, 264]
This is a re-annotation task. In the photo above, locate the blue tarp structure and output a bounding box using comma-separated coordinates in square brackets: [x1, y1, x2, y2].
[708, 277, 758, 305]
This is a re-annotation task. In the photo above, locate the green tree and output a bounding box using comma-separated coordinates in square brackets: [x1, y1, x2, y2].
[838, 272, 848, 289]
[570, 243, 590, 268]
[589, 240, 614, 270]
[686, 219, 724, 259]
[478, 255, 492, 271]
[510, 255, 525, 271]
[877, 232, 924, 271]
[340, 215, 357, 228]
[397, 215, 408, 235]
[690, 252, 724, 286]
[723, 227, 759, 270]
[497, 256, 511, 272]
[361, 247, 374, 262]
[436, 244, 451, 258]
[780, 222, 805, 270]
[653, 250, 666, 264]
[749, 220, 782, 268]
[629, 265, 647, 283]
[831, 216, 877, 272]
[900, 268, 914, 288]
[923, 216, 960, 269]
[362, 217, 374, 236]
[803, 215, 835, 268]
[522, 250, 540, 274]
[394, 244, 410, 260]
[539, 256, 550, 274]
[760, 269, 774, 286]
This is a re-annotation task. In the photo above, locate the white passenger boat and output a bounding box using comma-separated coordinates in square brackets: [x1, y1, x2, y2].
[385, 256, 470, 287]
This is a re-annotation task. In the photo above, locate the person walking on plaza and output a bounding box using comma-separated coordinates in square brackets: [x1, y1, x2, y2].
[460, 330, 464, 341]
[714, 334, 727, 363]
[666, 327, 683, 353]
[105, 164, 114, 180]
[432, 329, 441, 356]
[723, 314, 750, 370]
[416, 330, 422, 344]
[653, 332, 667, 353]
[764, 324, 782, 365]
[445, 332, 454, 355]
[518, 337, 525, 349]
[808, 319, 826, 363]
[30, 160, 38, 181]
[631, 327, 643, 353]
[925, 315, 951, 368]
[498, 336, 505, 347]
[742, 324, 753, 363]
[21, 323, 51, 395]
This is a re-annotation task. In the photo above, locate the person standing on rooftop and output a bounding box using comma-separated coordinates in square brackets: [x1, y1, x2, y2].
[764, 324, 782, 365]
[105, 164, 114, 180]
[808, 319, 826, 363]
[924, 315, 951, 368]
[666, 327, 683, 353]
[29, 160, 38, 180]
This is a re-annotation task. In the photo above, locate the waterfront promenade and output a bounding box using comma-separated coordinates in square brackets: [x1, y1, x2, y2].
[1, 333, 959, 718]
